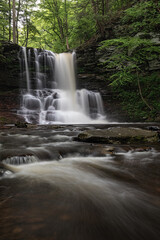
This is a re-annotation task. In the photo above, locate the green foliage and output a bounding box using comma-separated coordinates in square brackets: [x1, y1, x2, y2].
[68, 1, 96, 49]
[117, 73, 160, 119]
[16, 0, 140, 51]
[0, 0, 9, 41]
[100, 36, 160, 78]
[122, 0, 160, 34]
[21, 0, 97, 52]
[18, 0, 38, 47]
[1, 0, 149, 51]
[109, 0, 133, 11]
[100, 0, 160, 121]
[101, 37, 160, 119]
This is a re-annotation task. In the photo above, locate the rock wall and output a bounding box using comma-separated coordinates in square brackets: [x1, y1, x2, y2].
[76, 44, 130, 122]
[0, 41, 22, 124]
[0, 32, 160, 124]
[0, 41, 20, 90]
[76, 31, 160, 122]
[0, 41, 127, 124]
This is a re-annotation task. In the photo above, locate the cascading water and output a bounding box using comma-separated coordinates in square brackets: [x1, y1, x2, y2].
[18, 47, 106, 124]
[0, 126, 160, 240]
[22, 47, 31, 92]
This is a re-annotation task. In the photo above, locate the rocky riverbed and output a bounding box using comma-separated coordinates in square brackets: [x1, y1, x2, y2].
[0, 123, 160, 240]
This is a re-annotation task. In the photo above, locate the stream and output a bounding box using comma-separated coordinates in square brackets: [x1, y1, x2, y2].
[0, 124, 160, 240]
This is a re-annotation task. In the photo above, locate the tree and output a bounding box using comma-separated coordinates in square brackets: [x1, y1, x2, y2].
[12, 0, 16, 43]
[18, 0, 38, 46]
[0, 0, 9, 41]
[34, 0, 71, 51]
[9, 0, 11, 41]
[16, 0, 21, 43]
[30, 0, 97, 51]
[69, 0, 96, 47]
[64, 0, 69, 49]
[90, 0, 105, 37]
[99, 0, 160, 119]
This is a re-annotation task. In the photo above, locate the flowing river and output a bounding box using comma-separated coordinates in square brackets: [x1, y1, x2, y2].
[0, 48, 160, 240]
[0, 124, 160, 240]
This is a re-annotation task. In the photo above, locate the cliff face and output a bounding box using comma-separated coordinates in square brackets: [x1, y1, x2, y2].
[0, 32, 160, 124]
[76, 30, 160, 122]
[0, 41, 20, 90]
[0, 41, 22, 124]
[0, 41, 127, 124]
[76, 43, 130, 122]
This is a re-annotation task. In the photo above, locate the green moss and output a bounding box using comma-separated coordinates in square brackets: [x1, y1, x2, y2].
[0, 117, 7, 123]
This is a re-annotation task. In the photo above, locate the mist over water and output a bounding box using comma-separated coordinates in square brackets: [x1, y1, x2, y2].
[18, 48, 106, 124]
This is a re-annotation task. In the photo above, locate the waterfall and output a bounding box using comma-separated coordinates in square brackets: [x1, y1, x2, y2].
[18, 47, 106, 124]
[22, 47, 30, 92]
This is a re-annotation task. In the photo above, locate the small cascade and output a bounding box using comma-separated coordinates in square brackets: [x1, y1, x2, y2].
[2, 155, 38, 165]
[18, 48, 106, 124]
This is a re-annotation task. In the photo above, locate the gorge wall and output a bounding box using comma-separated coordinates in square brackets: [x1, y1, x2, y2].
[76, 43, 130, 122]
[76, 30, 160, 122]
[0, 30, 160, 124]
[0, 40, 128, 125]
[0, 41, 22, 124]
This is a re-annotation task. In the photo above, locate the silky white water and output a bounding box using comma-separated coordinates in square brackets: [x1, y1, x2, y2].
[22, 47, 30, 92]
[1, 155, 160, 240]
[0, 126, 160, 240]
[18, 48, 106, 124]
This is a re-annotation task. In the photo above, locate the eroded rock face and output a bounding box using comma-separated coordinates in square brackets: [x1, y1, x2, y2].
[76, 44, 130, 122]
[0, 41, 20, 90]
[76, 32, 160, 122]
[0, 41, 21, 124]
[76, 127, 159, 144]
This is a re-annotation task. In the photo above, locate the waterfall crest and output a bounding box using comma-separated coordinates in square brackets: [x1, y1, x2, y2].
[18, 48, 106, 124]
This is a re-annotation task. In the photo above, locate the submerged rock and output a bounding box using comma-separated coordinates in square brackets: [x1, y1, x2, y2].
[76, 127, 159, 144]
[15, 121, 27, 128]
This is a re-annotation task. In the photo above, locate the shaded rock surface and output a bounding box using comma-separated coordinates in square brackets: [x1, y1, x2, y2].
[0, 41, 20, 90]
[0, 41, 21, 124]
[76, 127, 159, 144]
[76, 32, 160, 122]
[76, 44, 129, 122]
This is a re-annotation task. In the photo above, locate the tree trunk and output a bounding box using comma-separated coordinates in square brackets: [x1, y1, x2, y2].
[66, 37, 69, 50]
[16, 0, 21, 44]
[65, 0, 69, 49]
[3, 26, 5, 40]
[9, 0, 11, 41]
[12, 0, 16, 43]
[136, 71, 153, 111]
[106, 0, 109, 13]
[53, 1, 65, 41]
[91, 0, 105, 38]
[102, 0, 105, 15]
[25, 21, 29, 47]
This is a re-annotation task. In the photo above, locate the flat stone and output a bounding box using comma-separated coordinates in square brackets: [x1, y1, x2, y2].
[76, 127, 159, 144]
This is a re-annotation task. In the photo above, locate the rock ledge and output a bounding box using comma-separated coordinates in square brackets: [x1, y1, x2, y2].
[76, 127, 158, 144]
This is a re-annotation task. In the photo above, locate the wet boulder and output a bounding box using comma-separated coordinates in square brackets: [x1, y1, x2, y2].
[23, 95, 41, 110]
[76, 127, 159, 144]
